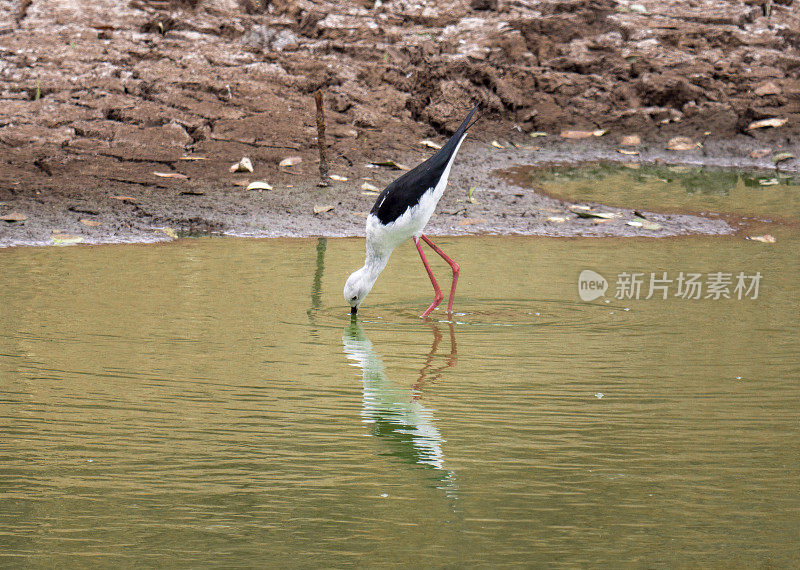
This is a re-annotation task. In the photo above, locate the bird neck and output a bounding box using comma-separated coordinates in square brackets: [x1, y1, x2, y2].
[363, 248, 389, 282]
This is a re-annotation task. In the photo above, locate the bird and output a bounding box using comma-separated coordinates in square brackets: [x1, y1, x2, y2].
[344, 104, 479, 317]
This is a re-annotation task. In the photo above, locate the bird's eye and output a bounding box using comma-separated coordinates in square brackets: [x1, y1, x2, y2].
[351, 296, 358, 301]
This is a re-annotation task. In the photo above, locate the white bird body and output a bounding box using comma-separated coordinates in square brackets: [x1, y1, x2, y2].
[345, 105, 479, 316]
[365, 132, 467, 260]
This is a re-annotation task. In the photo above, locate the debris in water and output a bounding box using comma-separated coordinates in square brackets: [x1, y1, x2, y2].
[329, 174, 348, 182]
[361, 182, 380, 192]
[80, 219, 102, 227]
[746, 234, 776, 243]
[620, 134, 641, 146]
[491, 140, 505, 149]
[617, 148, 639, 155]
[420, 140, 442, 149]
[772, 152, 795, 165]
[110, 196, 137, 202]
[529, 131, 548, 138]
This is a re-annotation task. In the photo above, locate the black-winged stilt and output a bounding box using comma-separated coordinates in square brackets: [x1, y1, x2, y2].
[344, 104, 479, 317]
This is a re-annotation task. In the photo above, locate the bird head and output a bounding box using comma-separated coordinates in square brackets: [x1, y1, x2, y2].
[344, 266, 376, 315]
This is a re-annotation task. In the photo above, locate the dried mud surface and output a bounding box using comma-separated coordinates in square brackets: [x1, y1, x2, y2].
[1, 0, 799, 246]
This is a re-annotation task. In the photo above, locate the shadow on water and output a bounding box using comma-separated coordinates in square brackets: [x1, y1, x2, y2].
[307, 237, 327, 335]
[342, 318, 459, 501]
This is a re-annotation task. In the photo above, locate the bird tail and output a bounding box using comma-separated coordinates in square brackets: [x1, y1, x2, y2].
[463, 103, 481, 133]
[455, 103, 480, 138]
[439, 103, 480, 155]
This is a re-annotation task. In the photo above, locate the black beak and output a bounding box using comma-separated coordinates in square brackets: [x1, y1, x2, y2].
[351, 306, 358, 315]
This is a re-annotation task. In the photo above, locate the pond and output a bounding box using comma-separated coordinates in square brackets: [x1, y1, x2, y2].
[517, 163, 800, 221]
[1, 177, 798, 566]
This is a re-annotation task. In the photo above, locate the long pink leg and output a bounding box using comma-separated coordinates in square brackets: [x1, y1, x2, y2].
[414, 236, 443, 317]
[421, 234, 460, 313]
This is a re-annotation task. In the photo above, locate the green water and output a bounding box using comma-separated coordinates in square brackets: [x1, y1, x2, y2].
[1, 225, 799, 565]
[523, 163, 800, 220]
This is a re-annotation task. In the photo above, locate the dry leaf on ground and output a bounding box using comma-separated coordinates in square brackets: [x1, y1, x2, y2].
[1, 212, 27, 222]
[747, 234, 776, 243]
[666, 137, 697, 151]
[560, 130, 594, 139]
[747, 117, 787, 130]
[246, 181, 273, 191]
[153, 172, 189, 179]
[279, 156, 302, 167]
[420, 140, 442, 149]
[620, 135, 641, 146]
[51, 232, 83, 245]
[313, 204, 334, 215]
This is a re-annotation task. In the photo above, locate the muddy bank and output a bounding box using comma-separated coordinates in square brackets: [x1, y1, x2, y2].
[1, 0, 799, 246]
[1, 138, 749, 247]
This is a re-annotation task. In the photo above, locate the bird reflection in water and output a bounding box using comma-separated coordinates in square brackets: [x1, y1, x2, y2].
[342, 319, 458, 497]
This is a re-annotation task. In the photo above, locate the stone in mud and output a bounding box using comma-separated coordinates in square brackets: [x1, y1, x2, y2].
[470, 0, 497, 10]
[754, 81, 782, 97]
[636, 73, 703, 109]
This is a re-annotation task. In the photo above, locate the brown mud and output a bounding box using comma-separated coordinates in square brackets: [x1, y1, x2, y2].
[1, 0, 798, 247]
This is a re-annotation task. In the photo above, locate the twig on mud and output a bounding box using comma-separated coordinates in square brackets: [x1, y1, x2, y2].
[314, 89, 329, 187]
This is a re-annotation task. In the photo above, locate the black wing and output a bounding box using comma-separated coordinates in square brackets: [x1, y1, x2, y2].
[370, 104, 479, 225]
